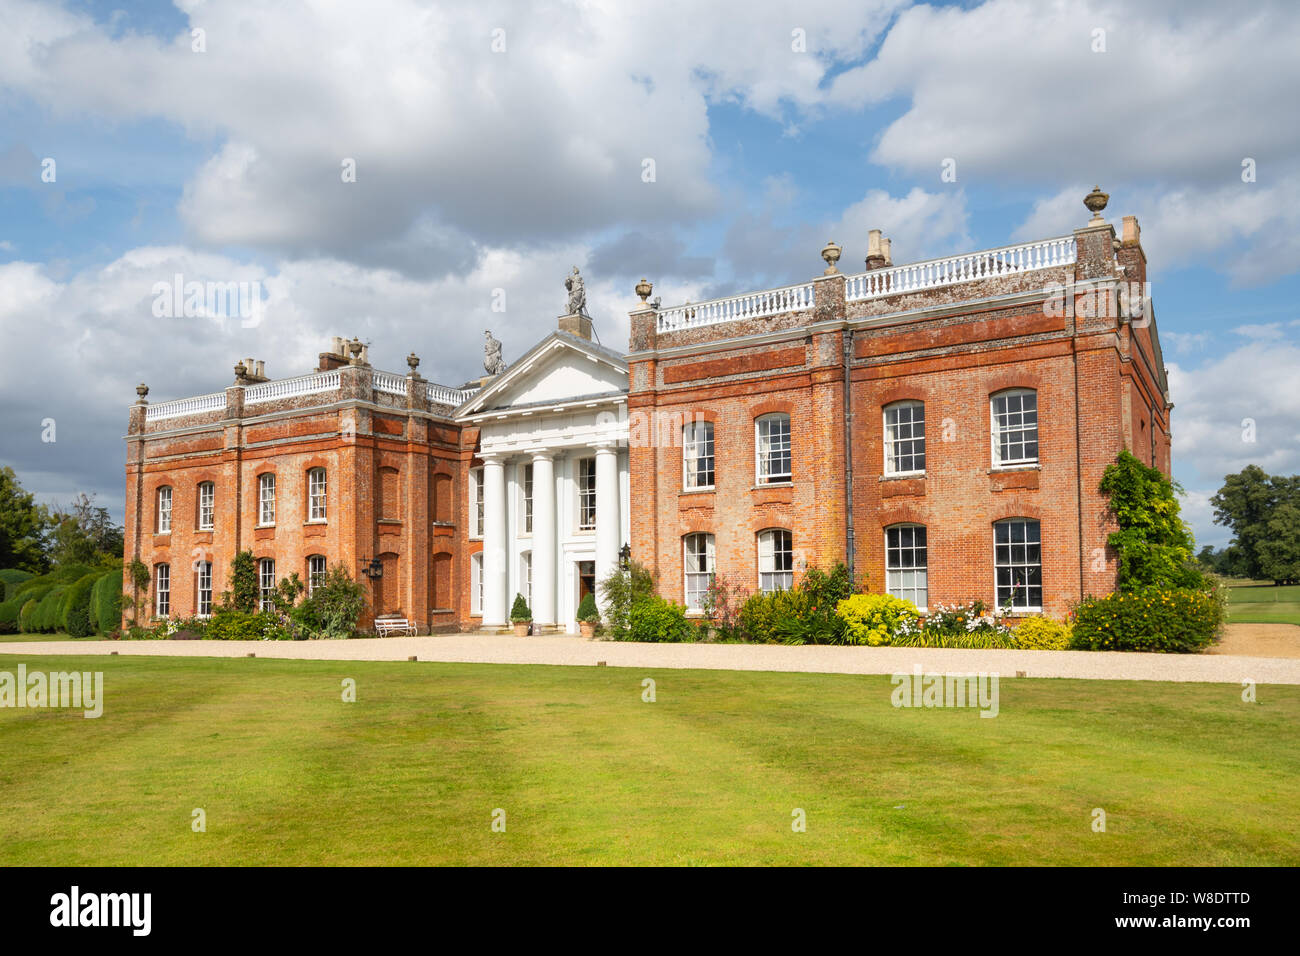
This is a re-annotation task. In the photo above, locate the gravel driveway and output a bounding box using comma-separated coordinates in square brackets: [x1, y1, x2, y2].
[1, 634, 1297, 684]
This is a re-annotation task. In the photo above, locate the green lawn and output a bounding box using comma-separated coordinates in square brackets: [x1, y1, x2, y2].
[0, 632, 97, 643]
[1, 655, 1296, 866]
[1224, 582, 1300, 626]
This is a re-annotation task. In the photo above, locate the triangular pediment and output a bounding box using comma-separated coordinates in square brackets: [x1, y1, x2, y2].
[457, 332, 627, 417]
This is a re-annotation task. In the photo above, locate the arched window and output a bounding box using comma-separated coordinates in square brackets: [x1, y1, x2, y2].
[156, 486, 172, 533]
[470, 552, 484, 614]
[154, 563, 170, 617]
[757, 529, 793, 594]
[755, 413, 791, 484]
[307, 555, 327, 595]
[683, 533, 715, 611]
[307, 468, 327, 521]
[683, 420, 715, 489]
[258, 558, 276, 612]
[197, 481, 215, 530]
[883, 401, 926, 475]
[195, 561, 212, 617]
[885, 524, 928, 609]
[258, 473, 276, 525]
[991, 389, 1038, 467]
[994, 518, 1042, 611]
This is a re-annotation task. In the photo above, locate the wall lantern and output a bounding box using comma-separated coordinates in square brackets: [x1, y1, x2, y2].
[360, 557, 384, 580]
[619, 543, 632, 569]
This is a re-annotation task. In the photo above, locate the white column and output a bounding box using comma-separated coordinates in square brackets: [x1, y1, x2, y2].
[594, 443, 620, 612]
[531, 452, 556, 627]
[481, 453, 508, 628]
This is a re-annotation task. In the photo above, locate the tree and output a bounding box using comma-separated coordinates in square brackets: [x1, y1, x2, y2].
[41, 493, 123, 567]
[1257, 501, 1300, 585]
[1211, 466, 1300, 581]
[0, 467, 49, 572]
[1099, 449, 1201, 590]
[224, 550, 259, 613]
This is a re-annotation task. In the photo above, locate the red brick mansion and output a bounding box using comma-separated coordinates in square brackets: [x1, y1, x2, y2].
[123, 188, 1171, 631]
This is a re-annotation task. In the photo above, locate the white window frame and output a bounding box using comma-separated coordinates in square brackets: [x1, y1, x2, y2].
[259, 558, 276, 612]
[885, 524, 928, 610]
[155, 563, 170, 617]
[157, 486, 172, 533]
[520, 551, 532, 608]
[469, 468, 484, 539]
[991, 389, 1039, 468]
[576, 457, 597, 532]
[258, 473, 276, 526]
[196, 561, 212, 617]
[308, 555, 326, 595]
[757, 529, 793, 594]
[683, 533, 715, 611]
[197, 481, 215, 530]
[994, 518, 1043, 612]
[521, 464, 534, 536]
[755, 414, 792, 485]
[883, 401, 926, 476]
[470, 552, 484, 615]
[683, 420, 715, 490]
[307, 468, 327, 522]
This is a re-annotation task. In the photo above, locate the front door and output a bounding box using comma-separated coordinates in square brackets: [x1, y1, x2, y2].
[577, 560, 596, 608]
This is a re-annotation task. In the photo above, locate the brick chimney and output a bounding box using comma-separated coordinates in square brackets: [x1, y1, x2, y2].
[865, 229, 888, 271]
[318, 336, 351, 371]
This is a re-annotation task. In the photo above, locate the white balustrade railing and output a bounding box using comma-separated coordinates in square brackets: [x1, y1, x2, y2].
[657, 281, 814, 333]
[146, 391, 227, 422]
[244, 370, 342, 405]
[845, 236, 1076, 302]
[372, 370, 407, 396]
[427, 383, 477, 407]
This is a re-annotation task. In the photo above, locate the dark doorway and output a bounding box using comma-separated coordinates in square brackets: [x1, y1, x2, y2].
[577, 560, 596, 605]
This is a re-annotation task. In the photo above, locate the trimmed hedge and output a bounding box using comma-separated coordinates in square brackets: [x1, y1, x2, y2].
[0, 569, 34, 601]
[32, 585, 69, 633]
[1070, 587, 1223, 653]
[1012, 616, 1073, 650]
[0, 595, 26, 633]
[18, 598, 40, 633]
[62, 573, 101, 638]
[91, 572, 123, 634]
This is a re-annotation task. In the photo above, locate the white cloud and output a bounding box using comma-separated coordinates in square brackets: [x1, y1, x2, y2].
[1, 0, 901, 266]
[1169, 339, 1300, 542]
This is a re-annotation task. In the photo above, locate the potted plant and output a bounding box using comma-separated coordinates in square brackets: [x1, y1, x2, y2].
[510, 593, 532, 637]
[576, 592, 600, 639]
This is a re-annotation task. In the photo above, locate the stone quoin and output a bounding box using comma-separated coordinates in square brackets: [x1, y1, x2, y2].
[122, 192, 1170, 632]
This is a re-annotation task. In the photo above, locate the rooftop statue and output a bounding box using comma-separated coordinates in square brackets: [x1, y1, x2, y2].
[483, 330, 506, 376]
[565, 266, 588, 316]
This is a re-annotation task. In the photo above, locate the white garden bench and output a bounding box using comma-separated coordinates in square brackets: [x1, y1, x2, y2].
[374, 616, 417, 636]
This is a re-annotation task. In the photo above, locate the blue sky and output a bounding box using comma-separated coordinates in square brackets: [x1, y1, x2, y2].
[1, 0, 1297, 547]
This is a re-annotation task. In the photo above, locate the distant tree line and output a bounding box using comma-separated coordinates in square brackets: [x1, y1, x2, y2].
[1200, 465, 1300, 585]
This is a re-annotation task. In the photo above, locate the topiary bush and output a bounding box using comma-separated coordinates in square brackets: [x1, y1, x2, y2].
[91, 571, 123, 634]
[0, 569, 34, 601]
[576, 591, 600, 624]
[1012, 616, 1073, 650]
[33, 586, 68, 632]
[61, 573, 101, 637]
[0, 595, 26, 634]
[510, 593, 531, 623]
[836, 593, 923, 646]
[625, 594, 696, 642]
[18, 598, 40, 633]
[1070, 587, 1223, 653]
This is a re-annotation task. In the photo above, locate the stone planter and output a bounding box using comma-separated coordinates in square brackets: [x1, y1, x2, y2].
[579, 621, 596, 639]
[513, 621, 531, 637]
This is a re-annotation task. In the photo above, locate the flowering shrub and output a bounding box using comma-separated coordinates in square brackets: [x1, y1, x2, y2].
[836, 593, 922, 646]
[1011, 615, 1072, 650]
[701, 574, 749, 641]
[1070, 587, 1223, 653]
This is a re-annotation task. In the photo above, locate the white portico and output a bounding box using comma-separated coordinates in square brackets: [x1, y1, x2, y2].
[458, 325, 630, 633]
